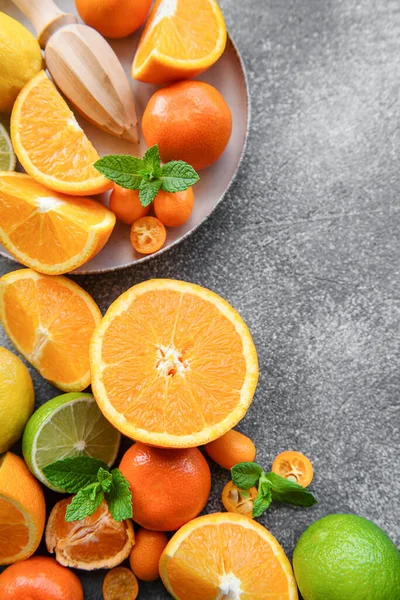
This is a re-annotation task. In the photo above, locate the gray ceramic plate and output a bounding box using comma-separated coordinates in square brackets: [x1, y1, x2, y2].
[0, 0, 249, 273]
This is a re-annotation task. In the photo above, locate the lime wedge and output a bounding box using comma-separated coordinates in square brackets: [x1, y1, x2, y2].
[0, 123, 16, 171]
[22, 392, 121, 492]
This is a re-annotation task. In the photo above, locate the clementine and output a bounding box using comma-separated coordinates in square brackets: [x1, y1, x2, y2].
[0, 556, 83, 600]
[76, 0, 152, 39]
[142, 81, 232, 170]
[119, 443, 211, 531]
[46, 498, 134, 570]
[154, 187, 194, 227]
[109, 186, 150, 225]
[129, 528, 168, 581]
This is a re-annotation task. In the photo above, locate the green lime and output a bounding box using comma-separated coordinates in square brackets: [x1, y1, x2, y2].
[0, 124, 16, 171]
[22, 392, 121, 492]
[293, 514, 400, 600]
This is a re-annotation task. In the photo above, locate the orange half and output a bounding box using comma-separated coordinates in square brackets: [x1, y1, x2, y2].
[0, 172, 115, 274]
[90, 279, 258, 447]
[11, 71, 111, 196]
[0, 269, 101, 391]
[159, 512, 299, 600]
[132, 0, 227, 84]
[0, 453, 46, 565]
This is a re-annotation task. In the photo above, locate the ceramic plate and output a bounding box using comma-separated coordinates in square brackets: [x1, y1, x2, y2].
[0, 0, 249, 273]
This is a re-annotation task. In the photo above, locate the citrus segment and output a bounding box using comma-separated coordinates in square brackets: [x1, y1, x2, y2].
[11, 71, 111, 196]
[0, 172, 115, 274]
[90, 279, 258, 447]
[0, 269, 101, 391]
[132, 0, 227, 84]
[46, 498, 135, 570]
[159, 512, 298, 599]
[0, 125, 16, 171]
[0, 452, 46, 565]
[22, 393, 121, 491]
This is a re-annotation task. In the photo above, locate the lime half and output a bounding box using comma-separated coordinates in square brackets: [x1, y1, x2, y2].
[0, 123, 16, 171]
[22, 392, 121, 491]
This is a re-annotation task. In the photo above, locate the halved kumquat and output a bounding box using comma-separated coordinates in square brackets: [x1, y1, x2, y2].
[130, 216, 166, 254]
[272, 451, 314, 487]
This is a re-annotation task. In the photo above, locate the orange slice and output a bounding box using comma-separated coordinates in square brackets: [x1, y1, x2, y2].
[90, 279, 258, 447]
[132, 0, 227, 84]
[0, 269, 101, 391]
[11, 71, 111, 196]
[159, 512, 299, 600]
[46, 498, 135, 571]
[0, 172, 115, 275]
[0, 452, 46, 565]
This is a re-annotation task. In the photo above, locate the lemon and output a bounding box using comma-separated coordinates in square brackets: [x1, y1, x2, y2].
[0, 12, 43, 113]
[0, 346, 35, 453]
[293, 514, 400, 600]
[0, 124, 16, 171]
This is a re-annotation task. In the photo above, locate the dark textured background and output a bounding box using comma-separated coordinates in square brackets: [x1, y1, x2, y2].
[1, 0, 400, 598]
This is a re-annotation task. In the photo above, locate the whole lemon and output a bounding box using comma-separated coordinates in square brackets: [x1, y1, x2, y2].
[0, 12, 43, 113]
[0, 346, 35, 452]
[293, 514, 400, 600]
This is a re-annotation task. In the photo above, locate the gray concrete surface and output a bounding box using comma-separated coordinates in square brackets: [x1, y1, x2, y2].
[1, 0, 399, 598]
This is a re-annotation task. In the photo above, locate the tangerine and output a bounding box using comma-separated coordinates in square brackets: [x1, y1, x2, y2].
[75, 0, 152, 39]
[142, 81, 232, 170]
[119, 442, 211, 531]
[129, 528, 168, 581]
[154, 187, 194, 227]
[0, 556, 83, 600]
[110, 186, 150, 225]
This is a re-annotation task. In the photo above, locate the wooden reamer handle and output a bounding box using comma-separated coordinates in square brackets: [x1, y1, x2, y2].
[12, 0, 78, 48]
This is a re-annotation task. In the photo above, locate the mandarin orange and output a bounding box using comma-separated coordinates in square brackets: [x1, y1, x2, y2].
[119, 443, 211, 531]
[142, 81, 232, 170]
[76, 0, 152, 39]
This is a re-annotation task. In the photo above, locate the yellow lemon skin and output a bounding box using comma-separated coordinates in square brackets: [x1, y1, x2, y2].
[0, 12, 43, 113]
[0, 346, 35, 453]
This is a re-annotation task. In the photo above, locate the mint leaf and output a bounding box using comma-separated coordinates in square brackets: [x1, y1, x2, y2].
[160, 161, 199, 193]
[139, 179, 162, 207]
[105, 469, 132, 522]
[252, 486, 272, 518]
[94, 155, 143, 189]
[142, 145, 162, 178]
[65, 482, 104, 522]
[231, 462, 264, 489]
[271, 488, 317, 507]
[264, 472, 306, 493]
[97, 467, 113, 493]
[43, 456, 109, 493]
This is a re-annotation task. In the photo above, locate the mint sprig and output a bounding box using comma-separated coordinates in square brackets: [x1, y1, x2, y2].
[231, 462, 317, 518]
[43, 457, 132, 523]
[94, 145, 199, 207]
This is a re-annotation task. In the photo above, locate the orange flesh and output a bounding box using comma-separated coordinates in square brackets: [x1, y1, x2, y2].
[0, 498, 29, 561]
[15, 75, 101, 183]
[165, 522, 294, 599]
[272, 451, 314, 487]
[221, 481, 257, 518]
[135, 0, 223, 66]
[100, 289, 247, 435]
[103, 567, 139, 600]
[2, 275, 98, 385]
[0, 174, 114, 265]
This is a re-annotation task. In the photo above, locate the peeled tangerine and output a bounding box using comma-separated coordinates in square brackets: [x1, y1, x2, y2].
[46, 498, 134, 570]
[159, 512, 299, 599]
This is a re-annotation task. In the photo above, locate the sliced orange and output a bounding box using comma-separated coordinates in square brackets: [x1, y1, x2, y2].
[0, 172, 115, 275]
[0, 269, 101, 391]
[11, 71, 111, 196]
[132, 0, 227, 84]
[46, 498, 135, 571]
[90, 279, 258, 447]
[0, 452, 46, 565]
[159, 512, 298, 600]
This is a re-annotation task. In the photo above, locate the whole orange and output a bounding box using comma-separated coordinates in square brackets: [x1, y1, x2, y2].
[0, 556, 83, 600]
[110, 186, 150, 225]
[142, 81, 233, 170]
[129, 528, 168, 581]
[154, 187, 195, 227]
[119, 442, 211, 531]
[75, 0, 152, 39]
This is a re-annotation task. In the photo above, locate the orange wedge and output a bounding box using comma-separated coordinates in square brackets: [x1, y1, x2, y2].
[0, 269, 101, 391]
[132, 0, 227, 84]
[159, 512, 299, 600]
[0, 172, 115, 275]
[0, 452, 46, 565]
[90, 279, 258, 447]
[11, 71, 111, 196]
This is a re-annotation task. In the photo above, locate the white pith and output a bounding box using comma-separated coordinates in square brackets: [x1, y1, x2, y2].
[156, 345, 189, 377]
[217, 573, 243, 599]
[150, 0, 178, 31]
[37, 196, 63, 212]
